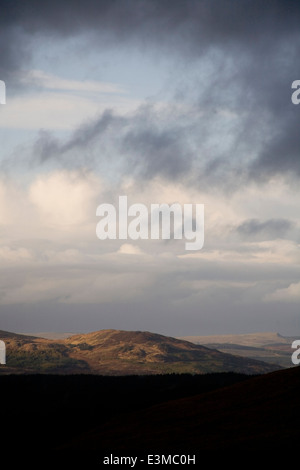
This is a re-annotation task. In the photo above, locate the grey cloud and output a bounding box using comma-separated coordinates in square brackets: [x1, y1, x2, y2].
[2, 1, 299, 61]
[236, 218, 295, 240]
[0, 250, 299, 335]
[32, 105, 196, 181]
[249, 110, 300, 178]
[1, 0, 300, 182]
[33, 110, 122, 163]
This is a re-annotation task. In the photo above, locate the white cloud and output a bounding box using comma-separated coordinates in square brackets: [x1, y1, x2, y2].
[29, 169, 101, 228]
[0, 92, 142, 130]
[0, 172, 299, 312]
[264, 282, 300, 303]
[21, 69, 126, 94]
[118, 244, 143, 255]
[0, 246, 33, 264]
[0, 70, 142, 130]
[0, 169, 106, 245]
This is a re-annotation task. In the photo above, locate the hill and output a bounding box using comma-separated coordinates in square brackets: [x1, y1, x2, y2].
[0, 366, 299, 464]
[0, 328, 283, 375]
[179, 331, 297, 368]
[59, 365, 300, 457]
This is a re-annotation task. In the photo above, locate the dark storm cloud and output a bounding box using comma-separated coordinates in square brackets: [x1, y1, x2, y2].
[249, 109, 300, 178]
[32, 105, 195, 180]
[236, 218, 295, 240]
[2, 0, 300, 180]
[33, 110, 122, 163]
[2, 0, 299, 59]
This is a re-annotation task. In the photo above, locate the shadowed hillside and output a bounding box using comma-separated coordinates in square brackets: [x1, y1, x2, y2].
[0, 367, 299, 464]
[59, 365, 300, 457]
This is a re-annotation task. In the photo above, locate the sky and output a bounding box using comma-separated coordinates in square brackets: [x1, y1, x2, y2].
[0, 0, 299, 336]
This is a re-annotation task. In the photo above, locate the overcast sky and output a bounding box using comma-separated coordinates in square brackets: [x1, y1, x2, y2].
[0, 0, 299, 336]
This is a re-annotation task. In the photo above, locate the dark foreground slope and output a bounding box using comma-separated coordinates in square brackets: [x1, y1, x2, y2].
[1, 366, 299, 465]
[60, 366, 300, 457]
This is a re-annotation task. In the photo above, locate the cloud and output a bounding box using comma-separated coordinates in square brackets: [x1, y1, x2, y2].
[0, 169, 105, 242]
[20, 70, 126, 94]
[0, 77, 139, 131]
[28, 169, 102, 227]
[0, 169, 299, 334]
[236, 218, 295, 241]
[265, 282, 300, 303]
[0, 92, 108, 130]
[28, 104, 196, 181]
[1, 1, 300, 334]
[1, 0, 300, 182]
[2, 1, 299, 71]
[0, 246, 33, 264]
[118, 244, 143, 255]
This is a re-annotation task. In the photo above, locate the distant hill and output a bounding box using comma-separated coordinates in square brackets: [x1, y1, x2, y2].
[0, 328, 282, 375]
[179, 332, 298, 368]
